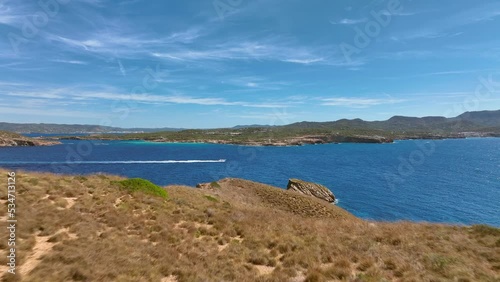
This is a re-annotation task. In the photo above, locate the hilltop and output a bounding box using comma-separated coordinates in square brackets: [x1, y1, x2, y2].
[1, 110, 499, 145]
[0, 170, 498, 281]
[0, 123, 183, 134]
[54, 110, 500, 145]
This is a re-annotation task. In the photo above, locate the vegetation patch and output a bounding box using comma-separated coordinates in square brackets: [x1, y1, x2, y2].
[204, 195, 219, 202]
[112, 178, 168, 199]
[0, 170, 498, 282]
[210, 181, 221, 188]
[471, 224, 500, 237]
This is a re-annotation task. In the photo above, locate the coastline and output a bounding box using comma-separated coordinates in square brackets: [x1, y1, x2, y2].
[0, 169, 498, 281]
[52, 133, 500, 146]
[0, 131, 61, 147]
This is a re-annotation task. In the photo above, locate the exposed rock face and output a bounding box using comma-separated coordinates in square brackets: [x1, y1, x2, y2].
[196, 182, 212, 189]
[327, 135, 393, 144]
[196, 181, 221, 190]
[287, 179, 336, 203]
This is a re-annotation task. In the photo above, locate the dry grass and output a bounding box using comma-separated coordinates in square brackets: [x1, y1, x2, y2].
[0, 170, 498, 281]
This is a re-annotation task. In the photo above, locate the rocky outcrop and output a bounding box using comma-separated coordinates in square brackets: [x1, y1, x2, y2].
[196, 181, 221, 190]
[287, 179, 336, 203]
[328, 135, 393, 144]
[163, 135, 392, 146]
[196, 182, 212, 189]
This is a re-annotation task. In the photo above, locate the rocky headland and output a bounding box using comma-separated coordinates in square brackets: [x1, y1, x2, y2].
[61, 134, 395, 146]
[1, 170, 498, 281]
[0, 131, 60, 147]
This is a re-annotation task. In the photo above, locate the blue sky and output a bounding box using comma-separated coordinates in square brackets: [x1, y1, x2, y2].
[0, 0, 499, 128]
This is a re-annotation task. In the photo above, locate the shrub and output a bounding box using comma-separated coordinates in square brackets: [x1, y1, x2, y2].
[74, 176, 88, 182]
[54, 197, 68, 208]
[112, 178, 168, 199]
[471, 225, 500, 237]
[426, 254, 453, 274]
[204, 195, 219, 202]
[210, 181, 221, 188]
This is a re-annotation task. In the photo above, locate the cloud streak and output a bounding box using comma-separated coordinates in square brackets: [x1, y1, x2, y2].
[3, 87, 293, 108]
[321, 97, 406, 107]
[151, 41, 334, 65]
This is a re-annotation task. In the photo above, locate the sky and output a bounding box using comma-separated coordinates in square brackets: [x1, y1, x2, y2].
[0, 0, 499, 128]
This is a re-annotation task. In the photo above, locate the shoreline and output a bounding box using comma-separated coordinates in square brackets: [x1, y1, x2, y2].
[0, 131, 61, 147]
[52, 134, 500, 147]
[3, 168, 499, 228]
[1, 169, 498, 281]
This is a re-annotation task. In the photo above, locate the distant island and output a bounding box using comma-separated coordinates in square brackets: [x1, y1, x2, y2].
[0, 122, 183, 134]
[56, 110, 500, 146]
[0, 131, 60, 147]
[2, 110, 499, 146]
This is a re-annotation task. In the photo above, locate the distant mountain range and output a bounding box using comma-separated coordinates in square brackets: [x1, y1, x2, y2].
[1, 110, 499, 134]
[0, 122, 184, 134]
[232, 124, 273, 129]
[282, 110, 500, 133]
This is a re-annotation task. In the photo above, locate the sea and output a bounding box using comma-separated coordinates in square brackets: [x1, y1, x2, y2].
[1, 137, 499, 227]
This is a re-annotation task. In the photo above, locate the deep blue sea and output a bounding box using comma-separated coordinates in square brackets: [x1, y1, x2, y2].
[1, 138, 499, 227]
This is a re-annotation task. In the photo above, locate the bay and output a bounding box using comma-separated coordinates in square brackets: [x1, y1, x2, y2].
[0, 138, 498, 227]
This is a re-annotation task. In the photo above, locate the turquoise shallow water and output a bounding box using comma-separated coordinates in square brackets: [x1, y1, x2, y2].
[1, 138, 499, 226]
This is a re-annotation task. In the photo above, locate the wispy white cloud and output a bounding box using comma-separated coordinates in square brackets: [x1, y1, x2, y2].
[76, 0, 107, 6]
[4, 89, 67, 99]
[165, 28, 204, 44]
[52, 59, 88, 65]
[321, 97, 405, 107]
[391, 30, 463, 41]
[44, 27, 205, 59]
[381, 10, 418, 17]
[0, 13, 17, 25]
[152, 40, 355, 66]
[375, 50, 436, 60]
[329, 6, 419, 26]
[0, 106, 96, 118]
[117, 60, 126, 76]
[3, 87, 293, 108]
[391, 3, 500, 41]
[0, 2, 26, 25]
[379, 68, 500, 80]
[221, 76, 290, 90]
[0, 81, 27, 87]
[417, 69, 493, 76]
[282, 58, 325, 64]
[330, 18, 367, 25]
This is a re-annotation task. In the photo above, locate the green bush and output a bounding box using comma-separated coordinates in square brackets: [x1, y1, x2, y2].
[471, 225, 500, 237]
[204, 195, 219, 202]
[210, 181, 221, 188]
[112, 178, 168, 199]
